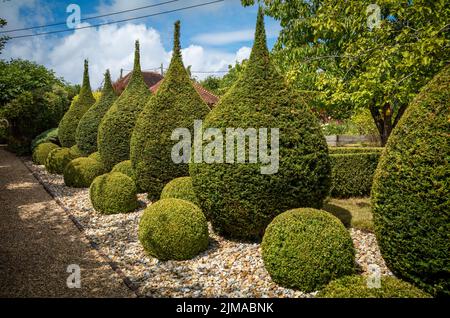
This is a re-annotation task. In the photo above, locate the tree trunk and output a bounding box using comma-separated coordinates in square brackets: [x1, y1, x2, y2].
[370, 103, 393, 147]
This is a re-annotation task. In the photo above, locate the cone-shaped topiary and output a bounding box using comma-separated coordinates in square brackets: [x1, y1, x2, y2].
[189, 8, 331, 241]
[76, 70, 117, 156]
[32, 142, 59, 165]
[131, 21, 210, 200]
[63, 157, 106, 188]
[371, 65, 450, 297]
[138, 198, 209, 260]
[45, 147, 81, 174]
[262, 208, 355, 292]
[58, 60, 96, 147]
[160, 177, 199, 206]
[98, 41, 152, 171]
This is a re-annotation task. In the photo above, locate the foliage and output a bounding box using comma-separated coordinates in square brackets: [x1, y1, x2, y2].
[371, 65, 450, 297]
[262, 208, 355, 292]
[317, 275, 431, 298]
[89, 172, 138, 214]
[200, 60, 248, 96]
[111, 160, 134, 180]
[76, 70, 117, 155]
[32, 142, 59, 165]
[0, 18, 8, 54]
[138, 198, 209, 260]
[31, 128, 59, 151]
[63, 157, 106, 188]
[58, 60, 96, 147]
[131, 22, 210, 200]
[88, 151, 102, 162]
[160, 177, 199, 206]
[45, 147, 80, 174]
[98, 41, 152, 171]
[189, 9, 331, 241]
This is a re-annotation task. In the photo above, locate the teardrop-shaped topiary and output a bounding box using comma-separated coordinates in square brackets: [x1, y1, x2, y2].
[189, 8, 331, 241]
[98, 41, 152, 171]
[131, 21, 210, 200]
[58, 60, 96, 147]
[371, 65, 450, 297]
[76, 70, 117, 156]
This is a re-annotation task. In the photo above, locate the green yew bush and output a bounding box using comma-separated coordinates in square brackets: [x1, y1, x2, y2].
[189, 9, 331, 241]
[131, 21, 210, 200]
[160, 177, 199, 206]
[88, 151, 102, 162]
[45, 147, 81, 174]
[58, 60, 96, 147]
[76, 70, 117, 155]
[111, 160, 134, 180]
[63, 157, 106, 188]
[32, 142, 59, 165]
[371, 65, 450, 297]
[138, 198, 209, 260]
[98, 41, 152, 170]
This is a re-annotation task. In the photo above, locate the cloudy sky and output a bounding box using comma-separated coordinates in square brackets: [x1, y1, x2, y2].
[0, 0, 281, 88]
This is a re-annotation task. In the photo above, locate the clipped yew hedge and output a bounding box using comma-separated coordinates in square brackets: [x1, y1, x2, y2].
[63, 157, 106, 188]
[160, 177, 199, 206]
[45, 147, 81, 174]
[32, 142, 59, 165]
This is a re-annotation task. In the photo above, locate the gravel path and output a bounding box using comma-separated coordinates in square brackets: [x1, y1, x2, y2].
[0, 146, 134, 297]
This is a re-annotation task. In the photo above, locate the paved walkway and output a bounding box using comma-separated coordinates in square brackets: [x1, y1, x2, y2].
[0, 146, 134, 297]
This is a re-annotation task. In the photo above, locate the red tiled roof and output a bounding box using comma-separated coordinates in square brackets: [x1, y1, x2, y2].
[113, 71, 163, 95]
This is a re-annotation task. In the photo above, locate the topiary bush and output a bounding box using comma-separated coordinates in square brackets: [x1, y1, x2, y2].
[138, 198, 208, 260]
[160, 177, 199, 206]
[111, 160, 134, 179]
[371, 65, 450, 297]
[330, 152, 380, 197]
[69, 144, 83, 157]
[32, 142, 59, 165]
[63, 157, 106, 188]
[317, 275, 431, 298]
[31, 128, 59, 151]
[45, 147, 80, 174]
[89, 172, 138, 214]
[189, 9, 331, 241]
[262, 208, 355, 292]
[131, 21, 210, 200]
[88, 151, 102, 162]
[58, 60, 96, 147]
[76, 70, 117, 156]
[98, 41, 152, 171]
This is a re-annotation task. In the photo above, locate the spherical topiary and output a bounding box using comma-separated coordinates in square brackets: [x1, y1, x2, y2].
[76, 70, 117, 156]
[32, 142, 59, 165]
[89, 172, 138, 214]
[58, 60, 96, 147]
[262, 208, 355, 292]
[98, 41, 152, 171]
[69, 144, 83, 157]
[317, 275, 431, 298]
[131, 22, 210, 200]
[63, 157, 106, 188]
[111, 160, 134, 179]
[189, 9, 331, 241]
[160, 177, 199, 206]
[88, 151, 102, 162]
[371, 65, 450, 297]
[138, 198, 208, 260]
[45, 147, 80, 174]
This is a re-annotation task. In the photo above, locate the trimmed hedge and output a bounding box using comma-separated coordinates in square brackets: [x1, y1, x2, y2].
[90, 172, 138, 214]
[63, 157, 106, 188]
[317, 275, 431, 298]
[98, 41, 152, 171]
[371, 65, 450, 297]
[76, 70, 117, 156]
[58, 60, 96, 147]
[31, 128, 59, 151]
[131, 21, 210, 200]
[160, 177, 199, 206]
[330, 152, 380, 197]
[328, 147, 383, 154]
[189, 9, 331, 241]
[45, 147, 81, 174]
[138, 198, 209, 260]
[111, 160, 134, 179]
[32, 142, 59, 165]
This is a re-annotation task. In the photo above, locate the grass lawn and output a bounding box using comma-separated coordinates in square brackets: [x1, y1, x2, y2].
[323, 197, 374, 232]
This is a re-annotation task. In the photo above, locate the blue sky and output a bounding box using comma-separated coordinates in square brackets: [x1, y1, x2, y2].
[1, 0, 281, 87]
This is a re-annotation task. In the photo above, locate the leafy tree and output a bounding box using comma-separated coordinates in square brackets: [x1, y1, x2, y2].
[242, 0, 450, 145]
[199, 60, 248, 96]
[0, 18, 9, 55]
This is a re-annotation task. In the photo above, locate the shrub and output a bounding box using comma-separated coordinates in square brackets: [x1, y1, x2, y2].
[138, 198, 208, 260]
[32, 142, 59, 165]
[189, 9, 331, 241]
[328, 147, 383, 154]
[88, 151, 101, 162]
[317, 275, 431, 298]
[262, 208, 355, 292]
[160, 177, 199, 206]
[63, 157, 106, 188]
[89, 172, 138, 214]
[76, 70, 117, 155]
[31, 128, 59, 151]
[111, 160, 134, 179]
[98, 41, 152, 171]
[45, 147, 80, 174]
[58, 60, 96, 148]
[371, 65, 450, 297]
[69, 144, 83, 157]
[330, 152, 380, 197]
[131, 22, 210, 200]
